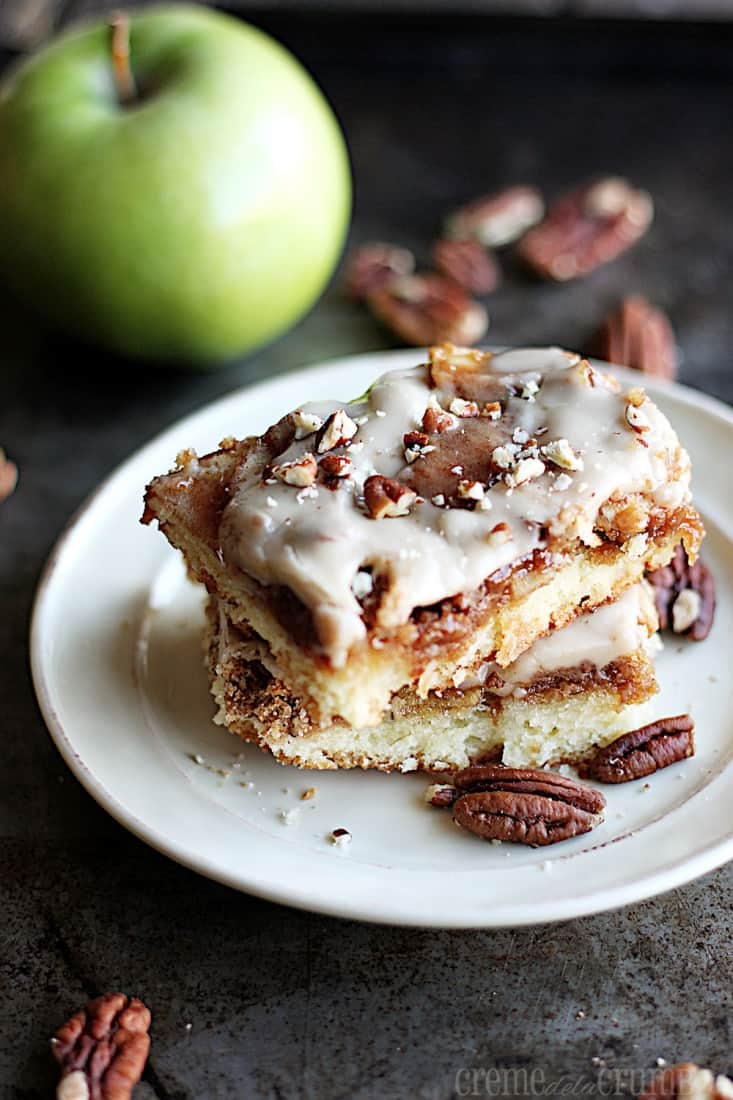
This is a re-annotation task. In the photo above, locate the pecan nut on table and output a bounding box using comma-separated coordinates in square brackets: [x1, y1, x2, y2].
[593, 295, 678, 380]
[51, 993, 151, 1100]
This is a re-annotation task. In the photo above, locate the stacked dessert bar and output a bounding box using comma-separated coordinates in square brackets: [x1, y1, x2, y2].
[143, 344, 702, 771]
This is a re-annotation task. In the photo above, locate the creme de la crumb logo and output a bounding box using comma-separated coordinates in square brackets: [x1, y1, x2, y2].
[453, 1066, 666, 1098]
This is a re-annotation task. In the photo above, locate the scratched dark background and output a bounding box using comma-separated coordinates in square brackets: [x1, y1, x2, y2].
[1, 8, 732, 1099]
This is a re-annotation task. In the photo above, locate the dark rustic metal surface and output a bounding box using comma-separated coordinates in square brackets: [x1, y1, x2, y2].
[0, 15, 731, 1099]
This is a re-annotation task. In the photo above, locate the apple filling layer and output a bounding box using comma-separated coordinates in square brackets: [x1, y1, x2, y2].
[143, 343, 702, 728]
[205, 584, 660, 772]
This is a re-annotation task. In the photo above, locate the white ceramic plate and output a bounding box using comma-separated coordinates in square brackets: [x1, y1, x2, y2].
[31, 349, 733, 927]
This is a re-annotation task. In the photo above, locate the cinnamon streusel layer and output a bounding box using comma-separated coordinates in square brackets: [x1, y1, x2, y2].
[205, 584, 660, 772]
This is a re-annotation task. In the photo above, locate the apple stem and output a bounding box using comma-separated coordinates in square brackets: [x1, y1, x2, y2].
[109, 12, 137, 106]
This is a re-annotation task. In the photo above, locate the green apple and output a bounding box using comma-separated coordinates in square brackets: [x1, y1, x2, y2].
[0, 6, 351, 365]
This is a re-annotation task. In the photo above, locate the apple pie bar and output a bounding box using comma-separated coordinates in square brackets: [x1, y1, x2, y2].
[142, 343, 702, 734]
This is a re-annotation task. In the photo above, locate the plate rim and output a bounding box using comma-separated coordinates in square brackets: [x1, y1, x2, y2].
[30, 347, 733, 927]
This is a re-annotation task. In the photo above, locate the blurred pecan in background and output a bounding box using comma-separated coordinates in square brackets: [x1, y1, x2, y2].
[444, 184, 545, 248]
[517, 176, 653, 281]
[0, 449, 17, 503]
[432, 238, 500, 295]
[344, 241, 415, 301]
[593, 295, 678, 379]
[368, 273, 488, 347]
[51, 992, 151, 1100]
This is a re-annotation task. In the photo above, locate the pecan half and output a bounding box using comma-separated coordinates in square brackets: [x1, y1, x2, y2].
[646, 544, 716, 641]
[368, 274, 488, 347]
[432, 238, 500, 295]
[578, 715, 694, 784]
[640, 1063, 733, 1100]
[451, 764, 605, 846]
[0, 449, 18, 502]
[517, 177, 653, 281]
[51, 993, 151, 1100]
[344, 241, 415, 301]
[593, 296, 677, 380]
[363, 474, 417, 518]
[444, 185, 545, 247]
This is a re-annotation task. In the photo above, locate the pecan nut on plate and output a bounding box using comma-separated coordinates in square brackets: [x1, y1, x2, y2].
[646, 544, 715, 641]
[578, 715, 694, 784]
[430, 764, 606, 847]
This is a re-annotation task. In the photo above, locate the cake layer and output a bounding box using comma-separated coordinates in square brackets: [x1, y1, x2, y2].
[143, 343, 702, 728]
[205, 586, 659, 772]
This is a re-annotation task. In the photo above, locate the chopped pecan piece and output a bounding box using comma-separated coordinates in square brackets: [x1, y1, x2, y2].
[368, 274, 488, 348]
[0, 449, 18, 502]
[593, 296, 677, 380]
[448, 396, 479, 418]
[647, 544, 716, 641]
[640, 1062, 733, 1100]
[517, 177, 653, 281]
[444, 185, 545, 247]
[363, 474, 417, 518]
[541, 437, 583, 471]
[315, 409, 359, 453]
[291, 409, 324, 439]
[344, 241, 415, 301]
[451, 764, 605, 846]
[271, 452, 317, 487]
[578, 715, 694, 784]
[432, 238, 500, 295]
[403, 430, 434, 464]
[625, 401, 651, 432]
[422, 405, 454, 434]
[457, 478, 485, 501]
[51, 992, 151, 1100]
[318, 454, 352, 479]
[404, 431, 430, 449]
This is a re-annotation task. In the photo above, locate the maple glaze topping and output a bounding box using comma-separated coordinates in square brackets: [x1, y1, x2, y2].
[219, 345, 690, 666]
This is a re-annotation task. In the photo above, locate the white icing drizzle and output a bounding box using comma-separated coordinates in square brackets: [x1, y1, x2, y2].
[219, 347, 690, 666]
